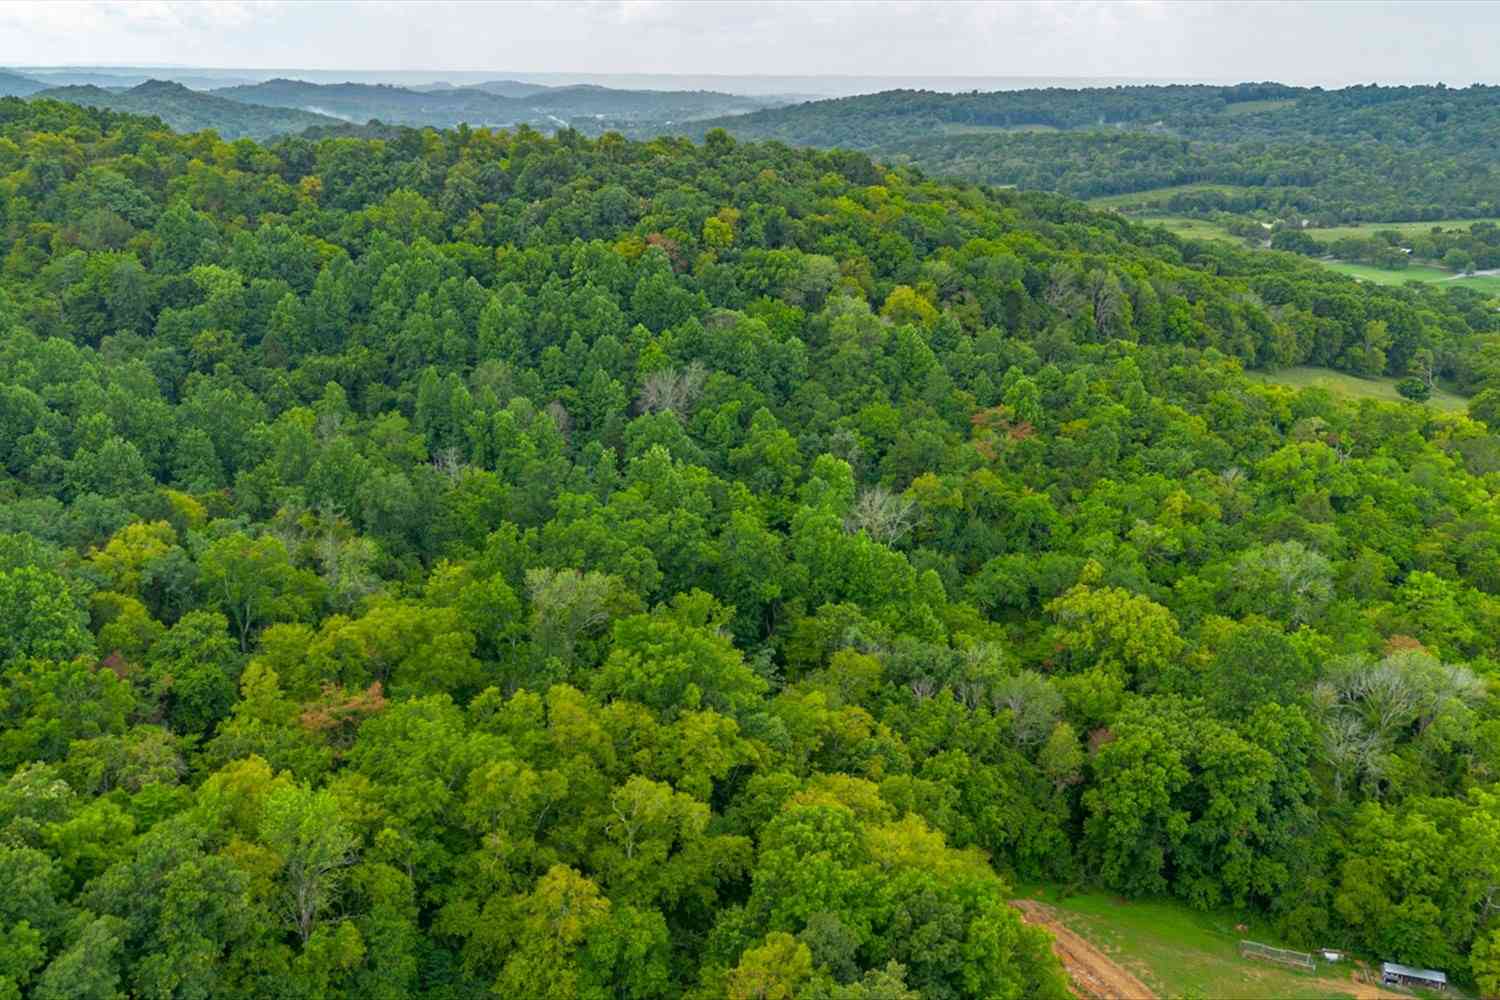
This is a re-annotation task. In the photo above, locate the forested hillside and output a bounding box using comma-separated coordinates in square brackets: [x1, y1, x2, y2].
[695, 83, 1500, 223]
[2, 96, 1500, 998]
[29, 81, 341, 141]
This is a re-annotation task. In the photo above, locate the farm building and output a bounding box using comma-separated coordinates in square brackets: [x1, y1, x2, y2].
[1380, 961, 1447, 990]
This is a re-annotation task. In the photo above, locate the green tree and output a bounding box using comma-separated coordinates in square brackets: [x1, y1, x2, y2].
[0, 567, 93, 664]
[725, 932, 816, 1000]
[1228, 541, 1333, 627]
[1396, 376, 1431, 402]
[146, 609, 242, 735]
[593, 593, 769, 720]
[260, 783, 360, 945]
[198, 532, 323, 651]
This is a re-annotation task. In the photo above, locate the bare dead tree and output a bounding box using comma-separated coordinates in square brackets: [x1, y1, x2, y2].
[953, 678, 987, 710]
[431, 445, 468, 483]
[545, 399, 572, 442]
[315, 408, 343, 443]
[636, 361, 708, 415]
[843, 485, 916, 545]
[1341, 659, 1423, 739]
[1321, 714, 1386, 800]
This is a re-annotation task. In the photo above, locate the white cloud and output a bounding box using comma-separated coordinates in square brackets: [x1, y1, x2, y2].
[0, 0, 1493, 86]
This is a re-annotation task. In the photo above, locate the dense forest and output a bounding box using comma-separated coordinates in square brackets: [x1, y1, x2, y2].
[2, 95, 1500, 998]
[18, 75, 1500, 225]
[693, 83, 1500, 223]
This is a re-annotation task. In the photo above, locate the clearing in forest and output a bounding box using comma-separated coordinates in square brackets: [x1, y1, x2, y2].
[1087, 183, 1254, 210]
[1316, 259, 1500, 295]
[1245, 365, 1470, 413]
[1013, 898, 1154, 999]
[1015, 888, 1409, 1000]
[1306, 217, 1500, 241]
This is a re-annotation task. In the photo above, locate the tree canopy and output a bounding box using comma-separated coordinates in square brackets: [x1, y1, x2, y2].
[0, 97, 1497, 996]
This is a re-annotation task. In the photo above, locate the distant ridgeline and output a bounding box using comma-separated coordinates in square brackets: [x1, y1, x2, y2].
[1, 97, 1500, 998]
[1, 68, 784, 141]
[11, 71, 1500, 224]
[686, 83, 1500, 222]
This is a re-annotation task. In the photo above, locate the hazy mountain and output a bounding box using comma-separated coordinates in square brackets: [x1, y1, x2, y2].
[518, 84, 775, 120]
[214, 77, 787, 131]
[0, 70, 48, 97]
[213, 78, 520, 127]
[463, 79, 556, 98]
[31, 80, 340, 139]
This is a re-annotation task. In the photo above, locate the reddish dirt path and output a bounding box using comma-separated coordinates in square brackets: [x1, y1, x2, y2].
[1319, 968, 1405, 1000]
[1012, 899, 1156, 999]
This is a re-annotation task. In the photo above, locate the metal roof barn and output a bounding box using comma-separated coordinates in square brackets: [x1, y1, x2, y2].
[1380, 961, 1447, 989]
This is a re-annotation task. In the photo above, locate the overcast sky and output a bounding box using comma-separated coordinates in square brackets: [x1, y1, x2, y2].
[1, 0, 1495, 87]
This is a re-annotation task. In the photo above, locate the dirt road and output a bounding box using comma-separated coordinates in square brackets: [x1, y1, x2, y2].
[1011, 898, 1404, 1000]
[1318, 969, 1406, 1000]
[1012, 899, 1156, 1000]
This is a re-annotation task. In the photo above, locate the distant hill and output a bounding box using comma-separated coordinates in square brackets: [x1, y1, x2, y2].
[519, 84, 774, 120]
[685, 82, 1500, 222]
[686, 84, 1306, 148]
[16, 68, 258, 89]
[213, 78, 520, 128]
[215, 77, 786, 132]
[24, 72, 792, 141]
[22, 70, 259, 90]
[463, 79, 556, 99]
[31, 80, 340, 139]
[0, 70, 48, 97]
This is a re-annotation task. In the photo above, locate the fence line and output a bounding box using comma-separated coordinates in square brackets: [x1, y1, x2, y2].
[1238, 940, 1317, 972]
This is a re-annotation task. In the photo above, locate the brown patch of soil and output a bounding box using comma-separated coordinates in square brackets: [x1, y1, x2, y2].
[1012, 899, 1156, 999]
[1315, 969, 1406, 999]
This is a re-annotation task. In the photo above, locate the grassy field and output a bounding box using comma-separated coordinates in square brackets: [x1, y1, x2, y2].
[1132, 214, 1247, 244]
[1246, 365, 1470, 413]
[1115, 218, 1500, 295]
[1308, 217, 1500, 241]
[1021, 886, 1375, 999]
[1089, 183, 1252, 210]
[1223, 98, 1298, 116]
[1319, 260, 1455, 284]
[1318, 259, 1500, 295]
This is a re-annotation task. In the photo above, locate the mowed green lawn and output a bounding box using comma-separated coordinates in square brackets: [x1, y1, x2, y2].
[1020, 886, 1374, 1000]
[1317, 259, 1500, 295]
[1247, 365, 1470, 413]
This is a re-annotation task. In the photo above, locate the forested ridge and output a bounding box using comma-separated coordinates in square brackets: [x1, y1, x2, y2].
[25, 81, 343, 142]
[1, 96, 1500, 997]
[694, 83, 1500, 222]
[9, 73, 781, 143]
